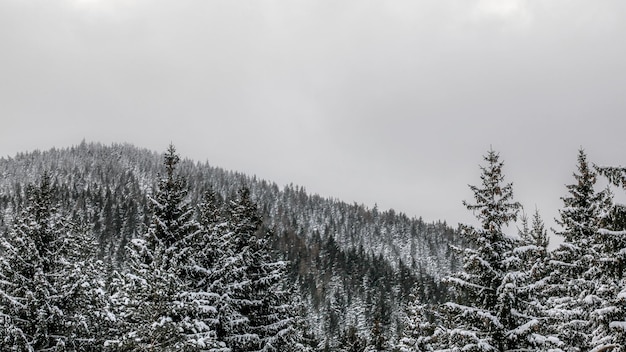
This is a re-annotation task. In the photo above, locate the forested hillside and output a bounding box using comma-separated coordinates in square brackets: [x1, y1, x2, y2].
[0, 142, 461, 350]
[2, 142, 626, 351]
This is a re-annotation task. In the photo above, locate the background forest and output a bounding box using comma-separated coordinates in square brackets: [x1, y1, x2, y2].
[0, 142, 625, 351]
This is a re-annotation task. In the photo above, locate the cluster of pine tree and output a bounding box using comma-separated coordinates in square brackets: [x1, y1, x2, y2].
[399, 148, 626, 352]
[0, 145, 302, 351]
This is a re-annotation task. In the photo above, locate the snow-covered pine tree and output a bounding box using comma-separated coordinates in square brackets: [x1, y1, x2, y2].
[195, 187, 226, 282]
[59, 219, 113, 350]
[589, 216, 626, 351]
[508, 210, 561, 350]
[592, 164, 626, 351]
[396, 300, 441, 352]
[0, 173, 107, 350]
[213, 187, 299, 351]
[417, 148, 522, 351]
[188, 188, 227, 351]
[0, 174, 63, 350]
[205, 186, 259, 350]
[115, 145, 218, 350]
[543, 149, 613, 351]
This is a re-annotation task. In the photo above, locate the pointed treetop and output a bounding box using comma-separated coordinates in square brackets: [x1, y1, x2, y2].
[556, 148, 612, 244]
[231, 186, 261, 226]
[199, 188, 223, 227]
[530, 208, 549, 249]
[25, 171, 56, 227]
[164, 143, 180, 177]
[574, 148, 595, 188]
[148, 144, 196, 248]
[463, 148, 521, 235]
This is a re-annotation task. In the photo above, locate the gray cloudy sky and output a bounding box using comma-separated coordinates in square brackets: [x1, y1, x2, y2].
[1, 0, 626, 239]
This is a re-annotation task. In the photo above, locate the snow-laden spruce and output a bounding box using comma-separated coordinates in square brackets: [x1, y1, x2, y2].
[0, 173, 109, 351]
[593, 161, 626, 351]
[541, 149, 615, 351]
[209, 187, 301, 351]
[401, 149, 517, 350]
[112, 145, 222, 350]
[400, 148, 561, 351]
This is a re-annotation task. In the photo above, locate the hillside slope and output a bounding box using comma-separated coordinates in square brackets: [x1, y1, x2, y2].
[0, 142, 462, 348]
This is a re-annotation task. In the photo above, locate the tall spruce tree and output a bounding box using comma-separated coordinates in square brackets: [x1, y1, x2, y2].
[116, 145, 218, 350]
[205, 187, 259, 350]
[190, 188, 227, 351]
[593, 164, 626, 351]
[0, 173, 107, 350]
[413, 148, 522, 351]
[211, 187, 299, 351]
[507, 210, 561, 350]
[543, 149, 613, 351]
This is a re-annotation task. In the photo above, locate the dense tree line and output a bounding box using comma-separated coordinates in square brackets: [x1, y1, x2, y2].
[0, 145, 300, 351]
[3, 142, 624, 350]
[0, 142, 460, 349]
[400, 148, 626, 352]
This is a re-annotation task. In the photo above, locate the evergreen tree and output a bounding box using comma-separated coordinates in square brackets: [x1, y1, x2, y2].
[365, 289, 392, 351]
[189, 188, 227, 351]
[593, 164, 626, 351]
[543, 149, 613, 351]
[206, 187, 259, 350]
[413, 148, 522, 351]
[397, 300, 441, 352]
[213, 187, 299, 351]
[553, 149, 611, 245]
[507, 210, 561, 350]
[60, 220, 112, 350]
[115, 145, 217, 350]
[0, 173, 107, 350]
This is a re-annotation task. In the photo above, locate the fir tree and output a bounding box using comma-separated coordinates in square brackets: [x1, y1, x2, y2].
[214, 187, 299, 351]
[189, 188, 227, 351]
[593, 164, 626, 351]
[507, 210, 561, 350]
[554, 149, 611, 245]
[414, 148, 522, 351]
[543, 149, 613, 351]
[116, 145, 218, 350]
[0, 173, 107, 350]
[397, 300, 442, 352]
[206, 187, 258, 350]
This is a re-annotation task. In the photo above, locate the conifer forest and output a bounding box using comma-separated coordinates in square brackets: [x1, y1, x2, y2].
[1, 141, 625, 352]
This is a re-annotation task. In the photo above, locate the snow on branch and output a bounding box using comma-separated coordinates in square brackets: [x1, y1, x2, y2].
[445, 277, 492, 292]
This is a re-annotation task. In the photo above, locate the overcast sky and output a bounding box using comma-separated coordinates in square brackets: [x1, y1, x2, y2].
[1, 0, 625, 241]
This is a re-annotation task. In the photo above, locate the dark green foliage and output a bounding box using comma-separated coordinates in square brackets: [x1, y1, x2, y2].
[150, 145, 197, 248]
[592, 159, 626, 350]
[115, 144, 216, 351]
[0, 173, 107, 351]
[0, 142, 462, 350]
[410, 149, 523, 351]
[555, 149, 612, 244]
[9, 143, 626, 351]
[542, 149, 615, 351]
[210, 187, 298, 351]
